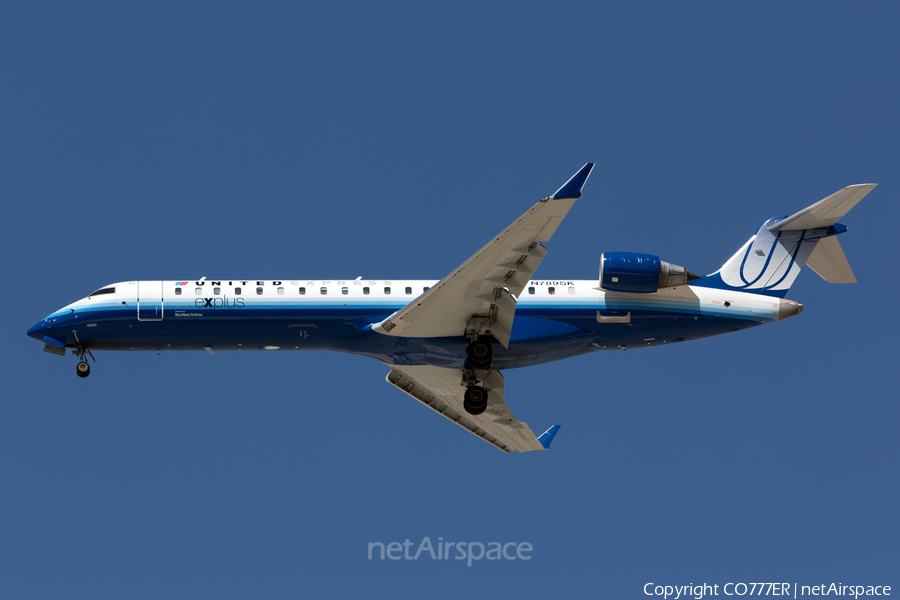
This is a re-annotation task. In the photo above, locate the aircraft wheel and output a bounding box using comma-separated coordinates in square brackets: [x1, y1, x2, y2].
[463, 386, 488, 415]
[76, 361, 90, 378]
[466, 340, 492, 369]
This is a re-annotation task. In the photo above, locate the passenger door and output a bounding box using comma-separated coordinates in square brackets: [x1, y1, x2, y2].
[137, 280, 164, 321]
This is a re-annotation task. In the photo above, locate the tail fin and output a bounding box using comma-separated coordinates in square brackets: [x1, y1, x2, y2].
[694, 184, 876, 297]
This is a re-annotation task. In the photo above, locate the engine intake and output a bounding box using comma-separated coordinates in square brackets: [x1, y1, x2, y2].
[600, 252, 699, 293]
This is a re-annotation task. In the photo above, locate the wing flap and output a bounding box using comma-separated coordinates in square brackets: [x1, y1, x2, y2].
[386, 365, 545, 453]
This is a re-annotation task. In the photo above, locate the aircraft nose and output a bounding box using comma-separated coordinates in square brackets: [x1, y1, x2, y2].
[27, 320, 46, 341]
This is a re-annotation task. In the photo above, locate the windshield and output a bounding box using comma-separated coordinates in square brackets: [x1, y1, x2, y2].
[87, 286, 116, 297]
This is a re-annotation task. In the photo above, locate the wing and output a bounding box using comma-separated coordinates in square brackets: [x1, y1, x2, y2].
[373, 163, 594, 348]
[386, 365, 558, 453]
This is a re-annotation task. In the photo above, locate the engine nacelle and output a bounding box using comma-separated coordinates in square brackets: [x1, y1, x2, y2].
[600, 252, 699, 293]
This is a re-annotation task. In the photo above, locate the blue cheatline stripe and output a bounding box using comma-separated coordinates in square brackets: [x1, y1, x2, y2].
[63, 304, 774, 327]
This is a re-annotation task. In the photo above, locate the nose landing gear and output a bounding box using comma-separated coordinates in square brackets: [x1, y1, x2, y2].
[72, 344, 95, 378]
[76, 361, 90, 378]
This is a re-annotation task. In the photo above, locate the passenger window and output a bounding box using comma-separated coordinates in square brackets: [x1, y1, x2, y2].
[256, 287, 263, 295]
[384, 287, 391, 295]
[568, 286, 576, 295]
[548, 287, 555, 295]
[299, 287, 305, 295]
[423, 287, 430, 292]
[528, 287, 535, 295]
[214, 287, 221, 295]
[405, 287, 412, 295]
[235, 287, 242, 295]
[342, 287, 348, 295]
[175, 288, 182, 296]
[277, 287, 284, 295]
[195, 287, 202, 295]
[363, 287, 370, 295]
[320, 287, 327, 295]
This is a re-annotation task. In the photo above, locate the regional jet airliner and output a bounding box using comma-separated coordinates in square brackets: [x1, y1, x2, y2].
[27, 164, 875, 452]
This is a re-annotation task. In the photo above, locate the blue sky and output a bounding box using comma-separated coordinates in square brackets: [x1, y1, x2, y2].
[2, 2, 898, 598]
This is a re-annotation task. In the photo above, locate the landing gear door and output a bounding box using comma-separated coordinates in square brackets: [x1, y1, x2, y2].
[137, 281, 164, 321]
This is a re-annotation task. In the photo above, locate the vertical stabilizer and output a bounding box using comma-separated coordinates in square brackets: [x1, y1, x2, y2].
[693, 184, 874, 297]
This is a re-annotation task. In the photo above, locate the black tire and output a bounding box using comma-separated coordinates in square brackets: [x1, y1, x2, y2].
[76, 361, 90, 378]
[464, 398, 487, 415]
[466, 340, 493, 364]
[463, 385, 488, 415]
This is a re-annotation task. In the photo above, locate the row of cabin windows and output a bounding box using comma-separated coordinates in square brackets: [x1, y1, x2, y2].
[300, 286, 429, 295]
[172, 285, 577, 296]
[526, 286, 577, 295]
[175, 285, 432, 296]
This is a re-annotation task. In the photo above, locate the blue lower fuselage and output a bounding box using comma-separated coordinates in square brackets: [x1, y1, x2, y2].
[27, 280, 772, 370]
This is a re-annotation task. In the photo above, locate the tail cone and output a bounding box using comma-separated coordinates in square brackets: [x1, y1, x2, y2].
[778, 300, 803, 320]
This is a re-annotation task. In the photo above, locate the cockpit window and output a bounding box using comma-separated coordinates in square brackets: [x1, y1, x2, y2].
[88, 287, 116, 297]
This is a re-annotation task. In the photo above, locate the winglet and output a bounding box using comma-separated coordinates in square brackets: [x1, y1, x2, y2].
[548, 163, 595, 200]
[537, 424, 561, 449]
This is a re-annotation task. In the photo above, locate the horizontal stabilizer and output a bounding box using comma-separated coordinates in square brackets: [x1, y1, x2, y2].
[806, 236, 856, 283]
[769, 184, 876, 231]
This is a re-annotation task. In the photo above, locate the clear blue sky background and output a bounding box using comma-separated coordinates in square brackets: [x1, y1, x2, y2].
[2, 2, 898, 598]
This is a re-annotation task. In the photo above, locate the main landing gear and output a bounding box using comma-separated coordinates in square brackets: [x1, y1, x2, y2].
[465, 339, 492, 370]
[73, 345, 95, 379]
[462, 339, 493, 415]
[463, 385, 488, 415]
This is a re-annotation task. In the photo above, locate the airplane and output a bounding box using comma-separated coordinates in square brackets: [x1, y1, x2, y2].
[27, 164, 876, 453]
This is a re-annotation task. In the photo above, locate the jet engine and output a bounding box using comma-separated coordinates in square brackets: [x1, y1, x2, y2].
[600, 252, 700, 293]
